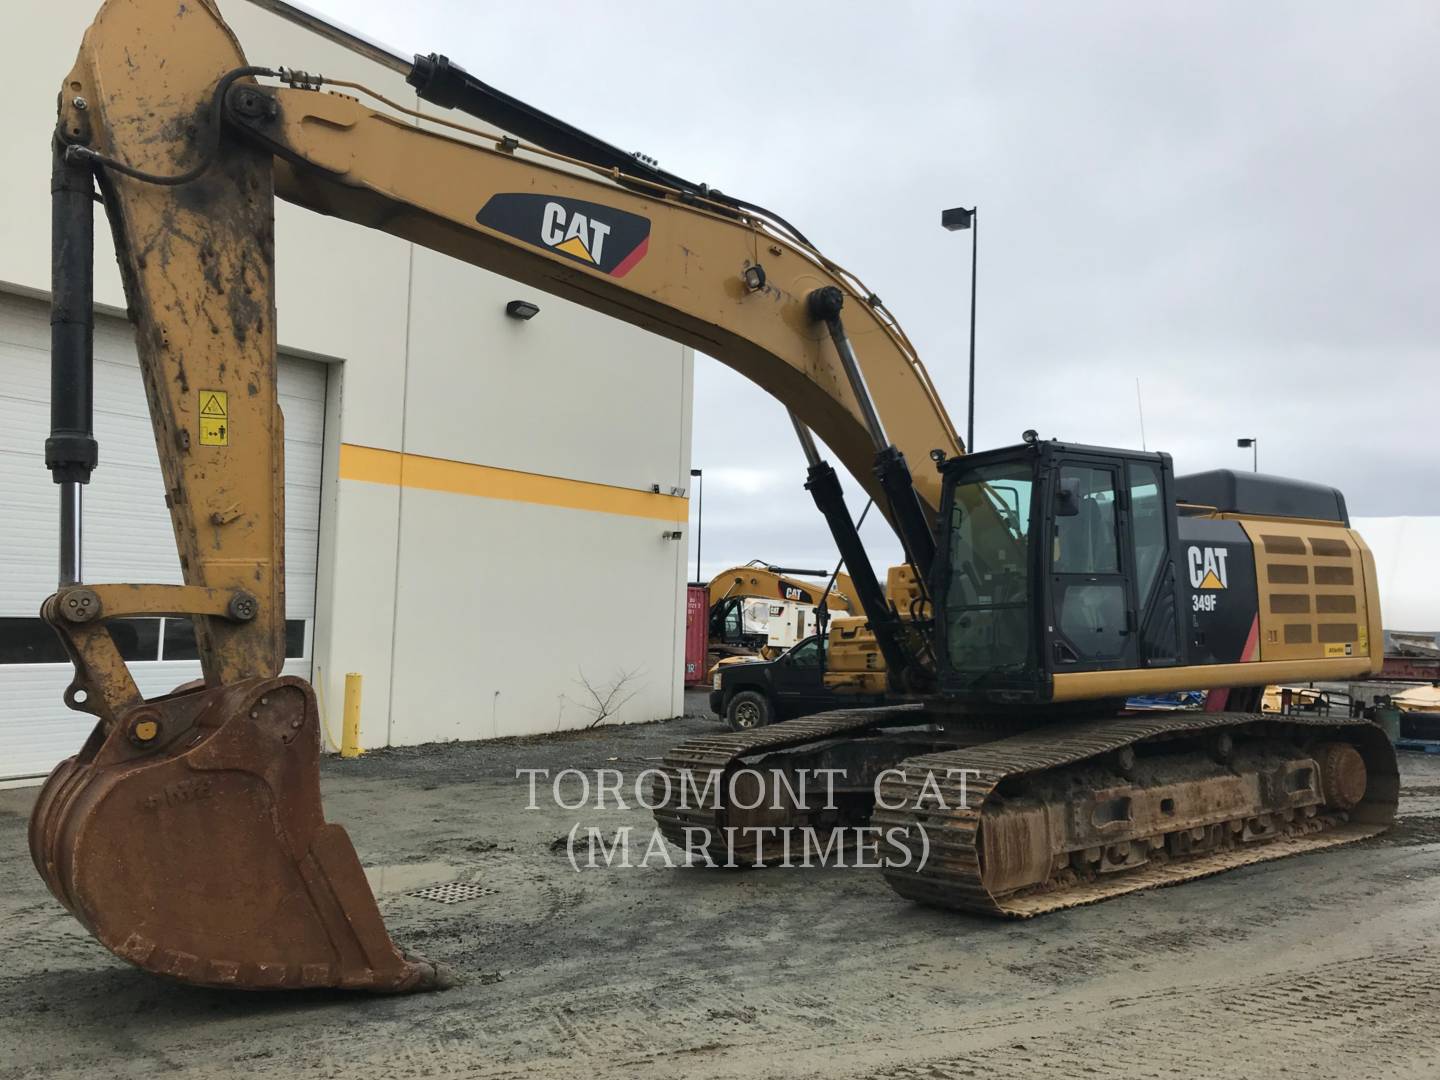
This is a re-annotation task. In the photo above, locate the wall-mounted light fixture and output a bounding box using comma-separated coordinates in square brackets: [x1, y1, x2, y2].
[505, 300, 540, 320]
[662, 530, 684, 541]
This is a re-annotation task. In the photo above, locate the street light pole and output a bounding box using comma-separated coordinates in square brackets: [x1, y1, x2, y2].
[690, 467, 703, 582]
[967, 211, 978, 452]
[1236, 437, 1258, 473]
[942, 206, 978, 451]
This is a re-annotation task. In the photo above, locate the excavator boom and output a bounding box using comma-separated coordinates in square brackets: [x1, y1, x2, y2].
[32, 0, 958, 992]
[707, 566, 862, 614]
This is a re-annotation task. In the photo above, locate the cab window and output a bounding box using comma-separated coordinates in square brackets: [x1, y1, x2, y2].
[787, 637, 824, 668]
[1051, 464, 1126, 664]
[942, 460, 1035, 680]
[1053, 465, 1118, 573]
[1128, 462, 1166, 607]
[722, 602, 741, 635]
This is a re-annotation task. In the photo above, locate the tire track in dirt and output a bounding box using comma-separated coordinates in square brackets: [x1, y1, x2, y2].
[868, 946, 1440, 1080]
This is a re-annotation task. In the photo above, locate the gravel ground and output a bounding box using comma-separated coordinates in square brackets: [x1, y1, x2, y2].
[3, 710, 1439, 1079]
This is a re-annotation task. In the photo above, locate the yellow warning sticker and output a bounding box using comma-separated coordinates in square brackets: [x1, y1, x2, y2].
[199, 390, 228, 446]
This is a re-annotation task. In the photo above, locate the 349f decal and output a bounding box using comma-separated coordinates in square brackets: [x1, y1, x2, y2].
[476, 194, 650, 277]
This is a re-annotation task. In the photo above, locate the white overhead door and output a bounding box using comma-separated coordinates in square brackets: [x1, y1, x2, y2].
[0, 291, 326, 781]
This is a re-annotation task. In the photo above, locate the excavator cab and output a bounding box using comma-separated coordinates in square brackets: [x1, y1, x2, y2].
[934, 440, 1184, 704]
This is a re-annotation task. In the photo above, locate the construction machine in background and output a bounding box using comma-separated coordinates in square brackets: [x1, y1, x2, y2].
[707, 561, 862, 662]
[31, 0, 1395, 994]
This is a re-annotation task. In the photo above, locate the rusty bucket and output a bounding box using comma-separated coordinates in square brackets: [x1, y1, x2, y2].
[28, 675, 446, 992]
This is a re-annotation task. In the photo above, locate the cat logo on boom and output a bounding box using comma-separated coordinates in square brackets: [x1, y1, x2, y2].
[1187, 546, 1229, 590]
[540, 202, 609, 265]
[475, 194, 651, 278]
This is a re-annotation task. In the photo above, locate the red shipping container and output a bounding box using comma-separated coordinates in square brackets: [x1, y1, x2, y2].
[684, 586, 709, 685]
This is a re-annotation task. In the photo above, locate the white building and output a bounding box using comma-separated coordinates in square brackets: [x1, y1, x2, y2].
[1351, 517, 1440, 633]
[0, 0, 694, 782]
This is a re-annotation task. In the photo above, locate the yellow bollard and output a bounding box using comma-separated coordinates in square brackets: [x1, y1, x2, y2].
[340, 672, 364, 759]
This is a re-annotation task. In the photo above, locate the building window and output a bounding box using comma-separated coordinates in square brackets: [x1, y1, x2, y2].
[163, 618, 308, 661]
[0, 616, 307, 664]
[0, 617, 71, 664]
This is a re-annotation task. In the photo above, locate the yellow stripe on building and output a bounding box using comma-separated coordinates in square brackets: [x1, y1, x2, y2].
[338, 444, 687, 522]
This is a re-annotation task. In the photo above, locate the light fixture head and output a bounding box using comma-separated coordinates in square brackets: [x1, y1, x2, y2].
[941, 206, 974, 231]
[741, 264, 766, 292]
[1236, 437, 1255, 448]
[1022, 429, 1039, 445]
[690, 468, 702, 477]
[505, 299, 540, 320]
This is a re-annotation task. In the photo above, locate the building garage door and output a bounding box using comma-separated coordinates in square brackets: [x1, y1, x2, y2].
[0, 291, 326, 781]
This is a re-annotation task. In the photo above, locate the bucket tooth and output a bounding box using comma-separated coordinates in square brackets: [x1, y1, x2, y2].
[28, 676, 449, 993]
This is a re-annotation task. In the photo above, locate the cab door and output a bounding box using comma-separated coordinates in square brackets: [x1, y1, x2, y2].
[710, 597, 742, 646]
[770, 636, 828, 716]
[1125, 458, 1183, 667]
[1046, 460, 1138, 671]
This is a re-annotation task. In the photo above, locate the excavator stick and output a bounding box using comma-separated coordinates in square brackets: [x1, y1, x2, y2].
[30, 0, 442, 992]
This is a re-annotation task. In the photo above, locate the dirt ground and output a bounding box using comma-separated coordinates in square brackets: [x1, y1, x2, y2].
[3, 705, 1440, 1080]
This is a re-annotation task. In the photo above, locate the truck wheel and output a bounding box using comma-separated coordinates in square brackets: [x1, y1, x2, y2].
[726, 690, 772, 731]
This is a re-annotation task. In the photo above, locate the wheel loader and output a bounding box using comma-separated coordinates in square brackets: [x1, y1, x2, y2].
[28, 0, 1394, 992]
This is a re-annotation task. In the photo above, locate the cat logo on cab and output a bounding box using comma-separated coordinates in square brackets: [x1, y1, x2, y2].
[475, 194, 651, 277]
[1187, 546, 1229, 590]
[1187, 545, 1229, 612]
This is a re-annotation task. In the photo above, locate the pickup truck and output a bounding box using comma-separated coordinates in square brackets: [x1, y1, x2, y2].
[708, 634, 886, 731]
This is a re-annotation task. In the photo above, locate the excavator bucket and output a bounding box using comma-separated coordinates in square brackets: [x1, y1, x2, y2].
[29, 676, 446, 992]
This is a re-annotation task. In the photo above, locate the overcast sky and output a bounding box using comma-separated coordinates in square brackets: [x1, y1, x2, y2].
[304, 0, 1438, 581]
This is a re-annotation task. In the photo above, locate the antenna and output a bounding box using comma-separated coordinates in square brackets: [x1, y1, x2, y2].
[1135, 378, 1148, 451]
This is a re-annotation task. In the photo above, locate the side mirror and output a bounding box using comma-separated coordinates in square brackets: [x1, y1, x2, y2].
[1055, 478, 1081, 518]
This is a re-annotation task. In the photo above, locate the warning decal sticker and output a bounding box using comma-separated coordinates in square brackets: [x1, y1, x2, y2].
[199, 390, 228, 446]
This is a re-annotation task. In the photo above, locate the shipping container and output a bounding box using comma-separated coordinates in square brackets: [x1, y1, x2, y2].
[684, 586, 709, 684]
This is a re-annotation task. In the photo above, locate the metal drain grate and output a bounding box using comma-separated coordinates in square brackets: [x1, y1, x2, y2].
[404, 880, 497, 905]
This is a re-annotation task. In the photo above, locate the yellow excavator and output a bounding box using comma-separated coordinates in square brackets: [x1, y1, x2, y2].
[707, 562, 862, 661]
[31, 0, 1395, 993]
